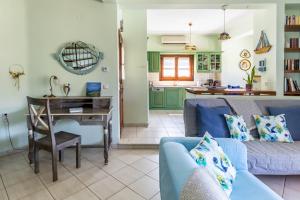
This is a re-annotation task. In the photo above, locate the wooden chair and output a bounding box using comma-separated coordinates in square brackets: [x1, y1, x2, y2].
[27, 97, 81, 181]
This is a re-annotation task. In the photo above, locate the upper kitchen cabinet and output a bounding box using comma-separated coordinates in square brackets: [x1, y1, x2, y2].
[196, 52, 222, 72]
[147, 51, 160, 72]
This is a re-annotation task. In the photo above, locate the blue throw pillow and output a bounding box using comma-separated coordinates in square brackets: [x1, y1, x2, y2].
[196, 105, 231, 138]
[268, 106, 300, 141]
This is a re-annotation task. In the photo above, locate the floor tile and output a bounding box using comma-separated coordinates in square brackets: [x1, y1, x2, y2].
[117, 153, 142, 164]
[101, 159, 127, 174]
[89, 176, 125, 199]
[1, 167, 37, 187]
[39, 166, 73, 187]
[108, 188, 145, 200]
[147, 168, 159, 181]
[6, 177, 44, 200]
[131, 158, 158, 174]
[64, 158, 95, 175]
[112, 166, 144, 185]
[0, 158, 29, 174]
[283, 187, 300, 200]
[150, 193, 161, 200]
[256, 175, 285, 196]
[285, 176, 300, 192]
[48, 177, 85, 200]
[144, 154, 159, 163]
[64, 188, 99, 200]
[129, 176, 159, 199]
[0, 189, 8, 200]
[75, 167, 108, 186]
[21, 189, 53, 200]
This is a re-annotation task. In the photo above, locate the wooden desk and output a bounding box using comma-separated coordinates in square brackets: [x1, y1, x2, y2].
[27, 96, 113, 165]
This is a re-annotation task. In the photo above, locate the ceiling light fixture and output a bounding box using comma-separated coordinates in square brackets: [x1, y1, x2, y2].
[185, 22, 197, 51]
[219, 5, 231, 41]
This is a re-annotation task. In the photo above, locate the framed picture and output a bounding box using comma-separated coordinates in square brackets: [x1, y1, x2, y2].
[240, 49, 251, 58]
[86, 82, 101, 97]
[258, 59, 267, 72]
[239, 59, 251, 71]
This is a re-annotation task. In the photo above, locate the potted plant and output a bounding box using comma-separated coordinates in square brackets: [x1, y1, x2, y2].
[243, 66, 256, 91]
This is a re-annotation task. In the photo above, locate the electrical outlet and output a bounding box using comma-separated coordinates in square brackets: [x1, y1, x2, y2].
[0, 113, 7, 118]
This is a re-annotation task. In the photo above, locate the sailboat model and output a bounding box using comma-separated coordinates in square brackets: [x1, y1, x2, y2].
[254, 31, 272, 54]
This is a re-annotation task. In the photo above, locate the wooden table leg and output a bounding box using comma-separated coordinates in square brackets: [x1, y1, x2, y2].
[103, 126, 109, 165]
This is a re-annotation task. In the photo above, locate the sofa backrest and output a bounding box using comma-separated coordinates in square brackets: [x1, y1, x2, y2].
[184, 98, 230, 137]
[184, 98, 300, 137]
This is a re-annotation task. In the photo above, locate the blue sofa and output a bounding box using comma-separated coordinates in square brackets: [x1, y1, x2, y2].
[159, 137, 282, 200]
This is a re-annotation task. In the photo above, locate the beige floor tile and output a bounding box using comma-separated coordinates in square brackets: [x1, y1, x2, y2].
[48, 176, 85, 200]
[117, 153, 142, 164]
[32, 159, 65, 175]
[283, 187, 300, 200]
[101, 159, 127, 174]
[1, 167, 37, 187]
[0, 158, 29, 174]
[64, 158, 95, 175]
[21, 189, 53, 200]
[76, 167, 108, 186]
[0, 189, 8, 200]
[89, 176, 125, 199]
[257, 175, 285, 196]
[6, 177, 44, 200]
[39, 166, 73, 187]
[108, 188, 145, 200]
[285, 176, 300, 192]
[112, 166, 144, 185]
[144, 154, 159, 163]
[129, 176, 159, 199]
[131, 158, 158, 174]
[64, 188, 99, 200]
[150, 193, 161, 200]
[0, 178, 4, 190]
[147, 168, 159, 181]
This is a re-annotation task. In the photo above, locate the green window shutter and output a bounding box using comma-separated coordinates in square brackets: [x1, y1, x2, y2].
[148, 51, 160, 72]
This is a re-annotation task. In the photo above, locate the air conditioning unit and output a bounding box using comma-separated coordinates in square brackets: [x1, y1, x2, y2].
[161, 35, 188, 44]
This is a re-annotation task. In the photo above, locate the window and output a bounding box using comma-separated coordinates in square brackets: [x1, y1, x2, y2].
[160, 55, 194, 81]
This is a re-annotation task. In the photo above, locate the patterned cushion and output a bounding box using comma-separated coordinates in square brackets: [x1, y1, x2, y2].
[224, 114, 254, 142]
[253, 114, 294, 143]
[189, 132, 236, 197]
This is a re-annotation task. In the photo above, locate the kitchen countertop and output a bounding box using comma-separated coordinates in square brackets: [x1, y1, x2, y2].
[151, 85, 198, 88]
[186, 87, 276, 96]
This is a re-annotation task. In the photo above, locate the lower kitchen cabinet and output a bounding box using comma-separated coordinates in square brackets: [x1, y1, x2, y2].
[149, 87, 186, 110]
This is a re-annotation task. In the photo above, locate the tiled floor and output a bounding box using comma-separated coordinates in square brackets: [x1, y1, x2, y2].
[0, 148, 299, 200]
[120, 110, 185, 144]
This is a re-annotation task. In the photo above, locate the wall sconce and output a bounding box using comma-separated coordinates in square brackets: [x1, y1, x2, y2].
[9, 64, 25, 90]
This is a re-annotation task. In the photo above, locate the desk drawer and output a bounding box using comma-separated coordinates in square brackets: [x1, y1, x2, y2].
[81, 116, 104, 122]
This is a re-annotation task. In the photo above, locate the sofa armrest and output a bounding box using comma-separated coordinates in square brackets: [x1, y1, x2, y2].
[160, 142, 198, 200]
[160, 137, 248, 171]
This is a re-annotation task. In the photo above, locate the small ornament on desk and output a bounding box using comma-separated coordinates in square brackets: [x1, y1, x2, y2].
[63, 83, 71, 96]
[9, 64, 25, 90]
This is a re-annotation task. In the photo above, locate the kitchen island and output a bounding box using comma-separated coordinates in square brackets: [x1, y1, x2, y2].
[186, 87, 276, 96]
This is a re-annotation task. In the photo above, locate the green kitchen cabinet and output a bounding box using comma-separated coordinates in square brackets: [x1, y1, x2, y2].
[147, 51, 160, 72]
[196, 52, 222, 72]
[149, 88, 165, 108]
[179, 88, 186, 108]
[165, 88, 180, 109]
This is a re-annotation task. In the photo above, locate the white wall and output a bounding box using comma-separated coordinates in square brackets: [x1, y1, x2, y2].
[27, 0, 120, 145]
[0, 0, 29, 154]
[222, 35, 254, 86]
[123, 9, 149, 126]
[253, 5, 277, 90]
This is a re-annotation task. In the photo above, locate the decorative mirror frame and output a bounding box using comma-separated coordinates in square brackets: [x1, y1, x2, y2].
[57, 41, 104, 75]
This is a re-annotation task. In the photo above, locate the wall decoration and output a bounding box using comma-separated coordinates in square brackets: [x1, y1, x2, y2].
[258, 59, 267, 72]
[9, 64, 25, 90]
[86, 82, 101, 97]
[253, 75, 262, 90]
[63, 83, 71, 96]
[57, 41, 104, 75]
[240, 49, 251, 58]
[239, 59, 251, 71]
[254, 31, 272, 54]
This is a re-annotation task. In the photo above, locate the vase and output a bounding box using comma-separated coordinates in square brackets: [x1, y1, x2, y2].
[245, 84, 253, 91]
[63, 83, 71, 96]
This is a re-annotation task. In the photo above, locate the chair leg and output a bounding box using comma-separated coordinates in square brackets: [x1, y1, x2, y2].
[59, 150, 64, 162]
[51, 150, 58, 182]
[34, 145, 39, 174]
[76, 142, 81, 168]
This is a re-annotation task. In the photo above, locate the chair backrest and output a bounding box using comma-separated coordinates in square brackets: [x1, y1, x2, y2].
[27, 97, 55, 141]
